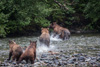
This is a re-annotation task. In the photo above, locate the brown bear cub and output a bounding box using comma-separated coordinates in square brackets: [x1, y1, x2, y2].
[39, 28, 50, 47]
[8, 40, 23, 61]
[50, 22, 70, 40]
[17, 41, 37, 64]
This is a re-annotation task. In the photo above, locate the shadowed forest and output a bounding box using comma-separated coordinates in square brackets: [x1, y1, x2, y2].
[0, 0, 100, 37]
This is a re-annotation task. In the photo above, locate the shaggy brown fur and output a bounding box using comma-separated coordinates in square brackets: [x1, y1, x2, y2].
[39, 28, 50, 47]
[8, 40, 23, 61]
[17, 41, 37, 64]
[50, 22, 70, 40]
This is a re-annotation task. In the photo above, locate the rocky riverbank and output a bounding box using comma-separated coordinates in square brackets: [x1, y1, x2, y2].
[0, 33, 100, 67]
[0, 51, 100, 67]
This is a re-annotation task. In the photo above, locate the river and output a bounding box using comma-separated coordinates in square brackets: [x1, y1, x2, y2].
[0, 33, 100, 66]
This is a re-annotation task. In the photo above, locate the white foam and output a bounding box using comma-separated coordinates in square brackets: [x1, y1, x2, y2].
[37, 44, 55, 53]
[36, 33, 62, 54]
[50, 33, 62, 41]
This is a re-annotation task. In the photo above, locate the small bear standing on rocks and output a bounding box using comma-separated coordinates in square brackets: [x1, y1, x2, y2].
[17, 41, 37, 64]
[8, 40, 23, 61]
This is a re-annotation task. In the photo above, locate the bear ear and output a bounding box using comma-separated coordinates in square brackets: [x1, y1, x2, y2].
[30, 40, 32, 43]
[47, 28, 49, 30]
[13, 40, 15, 42]
[9, 40, 12, 43]
[53, 22, 57, 24]
[35, 41, 37, 43]
[9, 40, 16, 44]
[41, 28, 43, 30]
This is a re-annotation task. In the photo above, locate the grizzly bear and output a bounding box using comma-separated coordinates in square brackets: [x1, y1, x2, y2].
[39, 28, 50, 47]
[50, 22, 70, 40]
[17, 41, 37, 64]
[7, 40, 23, 61]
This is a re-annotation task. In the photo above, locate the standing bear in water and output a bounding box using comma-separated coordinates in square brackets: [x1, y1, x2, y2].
[17, 41, 37, 64]
[39, 28, 50, 47]
[8, 40, 23, 61]
[50, 22, 70, 40]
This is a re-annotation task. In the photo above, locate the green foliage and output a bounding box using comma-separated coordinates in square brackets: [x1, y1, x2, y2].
[0, 0, 100, 37]
[33, 1, 52, 27]
[83, 0, 100, 30]
[0, 25, 6, 37]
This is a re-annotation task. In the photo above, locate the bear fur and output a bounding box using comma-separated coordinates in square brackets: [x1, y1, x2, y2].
[39, 28, 50, 47]
[8, 40, 23, 61]
[17, 41, 37, 64]
[50, 22, 70, 40]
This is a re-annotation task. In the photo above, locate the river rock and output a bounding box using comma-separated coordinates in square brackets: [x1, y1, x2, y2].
[78, 56, 85, 62]
[41, 54, 47, 58]
[96, 57, 100, 62]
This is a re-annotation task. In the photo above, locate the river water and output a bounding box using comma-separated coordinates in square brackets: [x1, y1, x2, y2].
[0, 33, 100, 63]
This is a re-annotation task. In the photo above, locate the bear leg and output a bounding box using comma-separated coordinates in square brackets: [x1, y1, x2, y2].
[45, 40, 50, 47]
[34, 53, 36, 60]
[7, 51, 12, 60]
[30, 57, 34, 64]
[17, 55, 24, 64]
[12, 55, 16, 61]
[30, 59, 34, 64]
[53, 33, 57, 38]
[16, 56, 20, 61]
[25, 59, 28, 63]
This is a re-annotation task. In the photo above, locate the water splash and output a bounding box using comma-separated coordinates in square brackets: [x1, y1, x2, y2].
[50, 33, 62, 41]
[37, 44, 55, 53]
[36, 33, 61, 53]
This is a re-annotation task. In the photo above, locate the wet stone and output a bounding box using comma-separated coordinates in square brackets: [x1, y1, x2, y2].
[14, 65, 19, 67]
[78, 56, 85, 62]
[89, 60, 96, 64]
[34, 62, 41, 66]
[54, 60, 59, 65]
[41, 54, 47, 58]
[73, 54, 80, 57]
[67, 60, 74, 64]
[77, 53, 83, 56]
[70, 57, 77, 62]
[0, 63, 5, 66]
[44, 60, 49, 63]
[96, 63, 100, 67]
[85, 57, 91, 62]
[55, 56, 60, 59]
[58, 61, 64, 66]
[91, 57, 96, 60]
[48, 61, 53, 64]
[4, 63, 9, 66]
[67, 64, 75, 67]
[51, 64, 57, 67]
[4, 59, 8, 63]
[96, 57, 100, 62]
[75, 62, 79, 65]
[80, 62, 88, 67]
[8, 60, 12, 63]
[63, 61, 67, 65]
[97, 54, 100, 56]
[12, 62, 16, 65]
[21, 60, 26, 64]
[61, 57, 67, 61]
[40, 58, 48, 61]
[63, 55, 69, 58]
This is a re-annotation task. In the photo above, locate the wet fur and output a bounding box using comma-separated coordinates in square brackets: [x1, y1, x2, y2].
[39, 28, 50, 47]
[17, 41, 37, 64]
[50, 22, 70, 40]
[8, 40, 23, 61]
